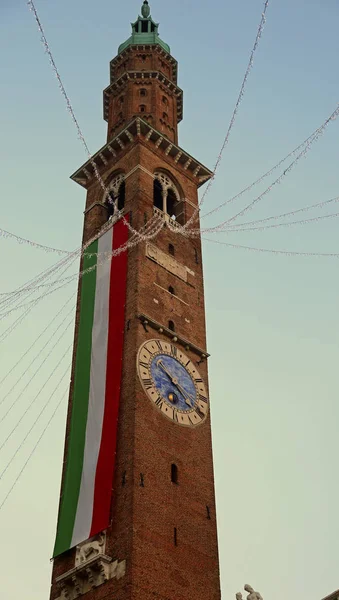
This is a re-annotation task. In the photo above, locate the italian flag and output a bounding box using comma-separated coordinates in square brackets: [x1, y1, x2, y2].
[53, 217, 129, 557]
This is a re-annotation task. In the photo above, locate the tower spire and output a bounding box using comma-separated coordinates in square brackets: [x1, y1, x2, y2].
[141, 0, 151, 18]
[117, 0, 170, 55]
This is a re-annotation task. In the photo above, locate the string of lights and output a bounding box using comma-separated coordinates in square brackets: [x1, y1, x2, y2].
[184, 0, 269, 230]
[184, 209, 339, 237]
[218, 195, 339, 228]
[199, 133, 324, 222]
[0, 363, 70, 483]
[0, 340, 72, 456]
[203, 237, 339, 258]
[0, 316, 73, 432]
[0, 254, 78, 342]
[0, 251, 77, 305]
[0, 216, 164, 312]
[215, 211, 339, 234]
[0, 293, 74, 390]
[0, 387, 68, 513]
[0, 227, 71, 256]
[0, 305, 74, 411]
[208, 103, 339, 231]
[27, 0, 156, 243]
[175, 99, 339, 240]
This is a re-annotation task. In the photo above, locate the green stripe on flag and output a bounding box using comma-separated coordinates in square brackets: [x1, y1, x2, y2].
[53, 241, 98, 557]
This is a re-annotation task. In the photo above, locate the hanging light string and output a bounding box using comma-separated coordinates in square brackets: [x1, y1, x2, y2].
[27, 0, 152, 243]
[0, 320, 73, 441]
[0, 386, 68, 513]
[199, 133, 325, 222]
[0, 292, 74, 391]
[213, 211, 339, 234]
[0, 363, 71, 484]
[0, 215, 164, 323]
[203, 237, 339, 258]
[0, 254, 78, 345]
[184, 207, 339, 237]
[0, 305, 74, 412]
[217, 195, 339, 229]
[184, 0, 270, 231]
[0, 228, 71, 256]
[0, 212, 162, 308]
[0, 251, 77, 306]
[178, 100, 339, 238]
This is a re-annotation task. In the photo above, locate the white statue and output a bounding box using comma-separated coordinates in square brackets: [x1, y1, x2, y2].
[236, 585, 263, 600]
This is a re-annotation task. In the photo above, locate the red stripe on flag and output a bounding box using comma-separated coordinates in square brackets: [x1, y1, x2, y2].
[90, 217, 129, 536]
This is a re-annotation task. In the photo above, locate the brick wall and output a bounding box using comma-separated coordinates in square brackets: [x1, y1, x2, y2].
[50, 100, 220, 600]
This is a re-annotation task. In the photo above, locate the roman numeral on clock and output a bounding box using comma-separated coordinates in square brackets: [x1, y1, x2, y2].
[199, 394, 208, 403]
[171, 345, 177, 357]
[139, 361, 149, 370]
[195, 406, 205, 419]
[154, 396, 163, 409]
[142, 378, 153, 389]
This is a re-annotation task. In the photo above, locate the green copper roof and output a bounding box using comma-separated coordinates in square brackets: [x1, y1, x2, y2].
[118, 1, 170, 55]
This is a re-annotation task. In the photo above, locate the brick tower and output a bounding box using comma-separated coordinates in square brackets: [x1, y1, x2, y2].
[50, 3, 221, 599]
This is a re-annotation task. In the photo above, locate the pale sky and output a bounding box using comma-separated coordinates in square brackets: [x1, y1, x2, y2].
[0, 1, 339, 599]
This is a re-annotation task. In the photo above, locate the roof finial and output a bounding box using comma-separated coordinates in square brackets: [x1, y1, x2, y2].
[141, 0, 150, 18]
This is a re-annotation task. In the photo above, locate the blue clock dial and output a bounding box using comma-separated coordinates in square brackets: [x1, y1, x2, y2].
[150, 354, 197, 412]
[137, 339, 209, 427]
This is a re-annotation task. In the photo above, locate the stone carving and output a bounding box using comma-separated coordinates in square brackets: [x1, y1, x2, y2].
[75, 532, 106, 567]
[146, 243, 187, 282]
[236, 585, 263, 600]
[56, 532, 126, 600]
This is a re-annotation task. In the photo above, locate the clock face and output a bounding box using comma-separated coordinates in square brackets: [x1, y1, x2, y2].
[137, 338, 209, 427]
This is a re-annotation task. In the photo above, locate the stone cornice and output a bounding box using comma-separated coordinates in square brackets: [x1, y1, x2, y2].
[110, 44, 178, 84]
[103, 71, 183, 123]
[70, 118, 213, 189]
[137, 313, 209, 360]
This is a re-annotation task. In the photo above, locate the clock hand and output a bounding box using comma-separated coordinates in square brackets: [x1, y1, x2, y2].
[157, 360, 195, 407]
[157, 361, 194, 407]
[157, 360, 173, 379]
[173, 382, 194, 407]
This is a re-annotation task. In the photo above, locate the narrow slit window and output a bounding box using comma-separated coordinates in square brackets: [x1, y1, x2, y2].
[174, 527, 178, 546]
[139, 104, 146, 113]
[206, 505, 211, 520]
[171, 463, 178, 484]
[168, 286, 175, 296]
[168, 243, 175, 256]
[168, 320, 175, 332]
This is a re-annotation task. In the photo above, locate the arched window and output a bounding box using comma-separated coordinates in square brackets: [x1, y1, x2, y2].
[118, 96, 124, 105]
[171, 463, 178, 484]
[140, 88, 147, 97]
[105, 173, 125, 220]
[168, 320, 175, 332]
[168, 244, 175, 256]
[162, 95, 168, 106]
[153, 179, 163, 211]
[139, 104, 146, 113]
[162, 112, 168, 121]
[153, 171, 185, 225]
[168, 286, 175, 295]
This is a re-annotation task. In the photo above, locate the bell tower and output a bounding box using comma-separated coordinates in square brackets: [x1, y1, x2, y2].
[50, 3, 221, 600]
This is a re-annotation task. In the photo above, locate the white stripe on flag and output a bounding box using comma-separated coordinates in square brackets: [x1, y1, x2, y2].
[71, 227, 113, 547]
